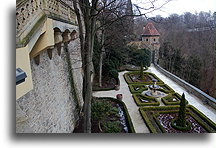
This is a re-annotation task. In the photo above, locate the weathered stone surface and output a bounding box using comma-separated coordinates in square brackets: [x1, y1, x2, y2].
[16, 39, 83, 133]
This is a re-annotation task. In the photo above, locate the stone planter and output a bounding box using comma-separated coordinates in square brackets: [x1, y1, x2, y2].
[116, 94, 123, 100]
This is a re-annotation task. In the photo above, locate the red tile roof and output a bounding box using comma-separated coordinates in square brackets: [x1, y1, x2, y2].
[142, 22, 160, 36]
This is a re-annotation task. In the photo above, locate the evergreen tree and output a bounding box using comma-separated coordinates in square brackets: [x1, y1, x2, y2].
[140, 63, 144, 80]
[176, 93, 187, 127]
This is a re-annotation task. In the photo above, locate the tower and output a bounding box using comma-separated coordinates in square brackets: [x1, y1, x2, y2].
[141, 22, 160, 64]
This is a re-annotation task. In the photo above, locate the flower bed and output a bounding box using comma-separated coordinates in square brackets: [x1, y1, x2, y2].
[118, 65, 148, 72]
[128, 84, 148, 94]
[124, 71, 164, 85]
[157, 84, 175, 94]
[132, 94, 160, 106]
[161, 93, 188, 105]
[94, 97, 135, 133]
[139, 105, 216, 133]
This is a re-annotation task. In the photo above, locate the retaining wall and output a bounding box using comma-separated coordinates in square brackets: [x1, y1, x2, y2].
[154, 64, 216, 109]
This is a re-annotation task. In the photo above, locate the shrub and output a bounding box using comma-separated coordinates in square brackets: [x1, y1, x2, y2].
[91, 100, 113, 121]
[109, 69, 119, 79]
[94, 97, 135, 133]
[103, 121, 122, 133]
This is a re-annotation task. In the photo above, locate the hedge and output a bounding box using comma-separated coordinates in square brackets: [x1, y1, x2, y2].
[132, 94, 160, 106]
[139, 108, 157, 133]
[95, 97, 135, 133]
[161, 93, 189, 105]
[128, 84, 148, 94]
[157, 84, 175, 94]
[187, 105, 216, 131]
[123, 71, 164, 85]
[139, 105, 216, 133]
[118, 66, 148, 72]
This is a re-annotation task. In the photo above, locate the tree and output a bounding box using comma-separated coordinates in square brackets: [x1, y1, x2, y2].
[176, 93, 187, 127]
[139, 63, 144, 80]
[72, 0, 172, 133]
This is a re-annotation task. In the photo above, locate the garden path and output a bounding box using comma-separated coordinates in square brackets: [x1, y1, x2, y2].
[93, 71, 150, 133]
[93, 65, 216, 133]
[147, 65, 216, 123]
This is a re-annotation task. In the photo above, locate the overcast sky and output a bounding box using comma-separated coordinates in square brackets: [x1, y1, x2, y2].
[132, 0, 216, 17]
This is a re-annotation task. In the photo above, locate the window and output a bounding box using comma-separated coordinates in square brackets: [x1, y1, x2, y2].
[146, 39, 148, 42]
[153, 38, 156, 41]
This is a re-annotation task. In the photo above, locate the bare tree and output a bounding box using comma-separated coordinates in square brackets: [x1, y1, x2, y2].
[72, 0, 171, 133]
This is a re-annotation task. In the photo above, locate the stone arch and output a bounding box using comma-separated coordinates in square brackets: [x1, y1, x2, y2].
[54, 27, 63, 44]
[70, 30, 77, 40]
[54, 27, 63, 56]
[62, 29, 71, 43]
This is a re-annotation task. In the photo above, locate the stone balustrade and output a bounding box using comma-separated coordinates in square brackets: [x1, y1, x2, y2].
[16, 0, 76, 43]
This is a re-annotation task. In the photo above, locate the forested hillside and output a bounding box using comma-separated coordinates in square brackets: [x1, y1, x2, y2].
[134, 12, 215, 98]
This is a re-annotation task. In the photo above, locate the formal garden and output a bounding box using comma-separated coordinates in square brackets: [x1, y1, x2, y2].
[123, 67, 216, 133]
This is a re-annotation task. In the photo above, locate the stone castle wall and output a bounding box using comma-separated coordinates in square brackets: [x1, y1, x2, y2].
[16, 39, 83, 133]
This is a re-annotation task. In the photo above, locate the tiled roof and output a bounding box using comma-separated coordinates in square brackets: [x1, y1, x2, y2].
[142, 22, 160, 36]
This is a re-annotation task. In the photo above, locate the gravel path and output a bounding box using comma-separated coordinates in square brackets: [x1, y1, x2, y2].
[93, 65, 216, 133]
[147, 65, 216, 123]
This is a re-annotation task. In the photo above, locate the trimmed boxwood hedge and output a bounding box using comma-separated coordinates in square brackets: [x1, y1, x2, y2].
[132, 94, 160, 106]
[139, 105, 216, 133]
[118, 66, 148, 72]
[94, 97, 135, 133]
[157, 84, 175, 94]
[161, 93, 189, 105]
[128, 84, 148, 94]
[123, 71, 164, 85]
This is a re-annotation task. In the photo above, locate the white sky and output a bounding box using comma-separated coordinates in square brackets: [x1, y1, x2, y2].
[132, 0, 216, 17]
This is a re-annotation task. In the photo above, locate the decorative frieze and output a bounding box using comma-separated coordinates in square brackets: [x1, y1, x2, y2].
[16, 0, 76, 36]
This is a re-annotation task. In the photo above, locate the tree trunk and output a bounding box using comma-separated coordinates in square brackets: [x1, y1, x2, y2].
[82, 0, 97, 133]
[99, 29, 105, 87]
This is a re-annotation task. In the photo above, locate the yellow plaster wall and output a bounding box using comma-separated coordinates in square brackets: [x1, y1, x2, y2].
[30, 18, 55, 58]
[16, 46, 33, 99]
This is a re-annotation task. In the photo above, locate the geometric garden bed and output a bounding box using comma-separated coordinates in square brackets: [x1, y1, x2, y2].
[132, 94, 160, 106]
[139, 105, 216, 133]
[161, 93, 189, 105]
[122, 71, 216, 133]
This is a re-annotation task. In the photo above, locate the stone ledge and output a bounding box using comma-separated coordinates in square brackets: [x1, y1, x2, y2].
[154, 64, 216, 109]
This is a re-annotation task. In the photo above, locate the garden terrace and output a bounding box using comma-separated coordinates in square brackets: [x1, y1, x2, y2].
[139, 105, 216, 133]
[93, 65, 216, 133]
